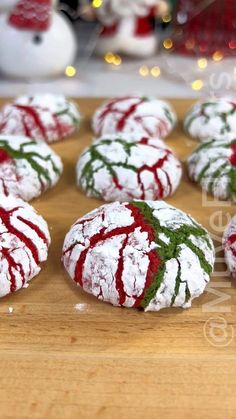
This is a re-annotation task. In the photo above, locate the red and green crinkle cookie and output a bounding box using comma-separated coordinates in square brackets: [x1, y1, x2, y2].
[184, 99, 236, 142]
[0, 135, 63, 201]
[0, 195, 50, 298]
[92, 95, 176, 139]
[77, 135, 182, 202]
[188, 135, 236, 201]
[62, 200, 215, 312]
[0, 94, 80, 143]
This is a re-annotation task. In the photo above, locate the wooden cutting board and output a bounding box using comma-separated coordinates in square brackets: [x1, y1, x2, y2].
[0, 98, 235, 419]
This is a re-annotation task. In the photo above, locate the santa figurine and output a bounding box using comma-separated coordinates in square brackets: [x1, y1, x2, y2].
[81, 0, 170, 57]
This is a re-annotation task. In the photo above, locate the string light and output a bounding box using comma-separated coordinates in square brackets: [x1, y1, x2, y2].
[163, 38, 173, 49]
[191, 79, 204, 91]
[92, 0, 103, 8]
[104, 52, 114, 64]
[113, 54, 122, 66]
[212, 51, 223, 62]
[139, 65, 149, 77]
[151, 66, 161, 78]
[197, 58, 208, 69]
[162, 14, 172, 23]
[65, 66, 77, 77]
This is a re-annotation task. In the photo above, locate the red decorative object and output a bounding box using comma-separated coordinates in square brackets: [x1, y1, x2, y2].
[171, 0, 236, 57]
[9, 0, 52, 32]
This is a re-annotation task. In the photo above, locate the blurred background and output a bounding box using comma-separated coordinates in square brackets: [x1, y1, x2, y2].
[0, 0, 235, 98]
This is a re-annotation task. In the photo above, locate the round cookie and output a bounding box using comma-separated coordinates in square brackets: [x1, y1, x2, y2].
[0, 194, 50, 298]
[62, 200, 215, 312]
[0, 94, 80, 143]
[77, 135, 182, 202]
[184, 99, 236, 142]
[223, 216, 236, 277]
[188, 136, 236, 201]
[0, 135, 63, 201]
[92, 96, 176, 139]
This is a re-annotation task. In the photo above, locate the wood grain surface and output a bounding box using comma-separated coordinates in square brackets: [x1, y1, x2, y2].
[0, 98, 235, 419]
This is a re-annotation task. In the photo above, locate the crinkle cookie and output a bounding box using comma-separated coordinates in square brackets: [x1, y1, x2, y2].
[0, 194, 50, 298]
[184, 99, 236, 142]
[62, 200, 215, 312]
[92, 96, 176, 139]
[0, 135, 63, 201]
[0, 94, 80, 143]
[188, 136, 236, 201]
[223, 216, 236, 277]
[77, 135, 182, 202]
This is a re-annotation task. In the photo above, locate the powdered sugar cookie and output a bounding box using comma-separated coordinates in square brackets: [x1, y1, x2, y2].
[0, 94, 80, 143]
[223, 216, 236, 277]
[0, 135, 63, 201]
[77, 135, 182, 202]
[62, 201, 215, 311]
[92, 96, 176, 139]
[184, 99, 236, 142]
[0, 195, 50, 298]
[188, 136, 236, 201]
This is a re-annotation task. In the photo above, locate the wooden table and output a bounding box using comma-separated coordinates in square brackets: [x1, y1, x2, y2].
[0, 98, 235, 419]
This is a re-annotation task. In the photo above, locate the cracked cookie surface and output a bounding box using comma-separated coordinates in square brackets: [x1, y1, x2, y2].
[0, 94, 80, 143]
[184, 99, 236, 142]
[77, 135, 182, 202]
[92, 96, 176, 139]
[0, 135, 63, 201]
[62, 201, 215, 311]
[0, 195, 50, 298]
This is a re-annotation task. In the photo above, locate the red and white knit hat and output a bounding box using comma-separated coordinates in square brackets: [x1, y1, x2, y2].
[8, 0, 52, 32]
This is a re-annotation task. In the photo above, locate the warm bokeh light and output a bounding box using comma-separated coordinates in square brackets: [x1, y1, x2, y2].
[191, 79, 204, 91]
[212, 51, 223, 62]
[113, 55, 122, 66]
[163, 38, 173, 49]
[104, 52, 114, 63]
[92, 0, 103, 8]
[104, 52, 122, 66]
[151, 66, 161, 78]
[65, 66, 77, 77]
[234, 67, 236, 75]
[162, 14, 172, 23]
[197, 58, 208, 69]
[139, 65, 149, 77]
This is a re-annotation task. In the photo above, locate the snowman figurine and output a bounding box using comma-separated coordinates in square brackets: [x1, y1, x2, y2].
[0, 1, 18, 13]
[93, 0, 170, 57]
[0, 0, 77, 79]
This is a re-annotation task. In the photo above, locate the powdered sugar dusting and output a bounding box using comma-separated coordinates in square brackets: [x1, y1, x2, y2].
[185, 99, 236, 142]
[62, 201, 215, 312]
[0, 194, 50, 298]
[77, 135, 182, 202]
[92, 96, 176, 139]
